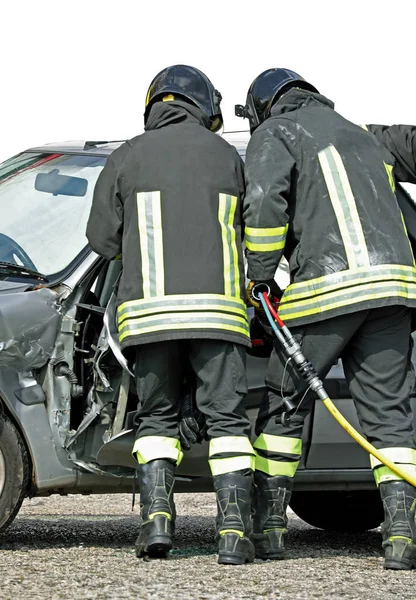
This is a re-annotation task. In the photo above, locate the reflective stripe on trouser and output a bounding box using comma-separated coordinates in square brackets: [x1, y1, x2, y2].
[370, 447, 416, 486]
[133, 436, 184, 466]
[209, 436, 255, 476]
[253, 433, 302, 477]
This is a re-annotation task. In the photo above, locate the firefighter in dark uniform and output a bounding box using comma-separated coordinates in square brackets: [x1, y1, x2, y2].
[86, 65, 255, 565]
[236, 68, 416, 569]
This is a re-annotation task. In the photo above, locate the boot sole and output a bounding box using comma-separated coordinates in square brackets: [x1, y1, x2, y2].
[253, 531, 286, 560]
[218, 552, 254, 565]
[256, 551, 285, 561]
[384, 558, 415, 570]
[136, 534, 172, 559]
[218, 533, 255, 565]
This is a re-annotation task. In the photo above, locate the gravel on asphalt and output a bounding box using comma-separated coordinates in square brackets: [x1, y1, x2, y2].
[0, 492, 415, 600]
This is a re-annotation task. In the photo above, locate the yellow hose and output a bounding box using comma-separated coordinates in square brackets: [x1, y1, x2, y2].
[322, 397, 416, 487]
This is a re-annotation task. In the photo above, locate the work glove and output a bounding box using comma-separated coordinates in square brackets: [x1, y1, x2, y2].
[178, 377, 207, 451]
[246, 279, 283, 309]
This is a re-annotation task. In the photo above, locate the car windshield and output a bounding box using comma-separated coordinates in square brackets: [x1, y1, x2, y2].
[0, 151, 106, 276]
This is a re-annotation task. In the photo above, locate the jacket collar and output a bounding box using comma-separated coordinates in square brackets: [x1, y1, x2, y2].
[270, 88, 335, 116]
[145, 100, 211, 131]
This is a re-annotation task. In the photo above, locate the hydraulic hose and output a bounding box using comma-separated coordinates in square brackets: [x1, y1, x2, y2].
[257, 289, 416, 488]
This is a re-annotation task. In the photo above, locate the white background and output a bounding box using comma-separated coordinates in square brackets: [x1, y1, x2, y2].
[1, 0, 415, 162]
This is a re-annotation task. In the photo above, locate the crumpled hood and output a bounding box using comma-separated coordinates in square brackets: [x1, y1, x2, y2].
[145, 100, 211, 131]
[0, 287, 61, 370]
[271, 88, 335, 116]
[0, 280, 33, 295]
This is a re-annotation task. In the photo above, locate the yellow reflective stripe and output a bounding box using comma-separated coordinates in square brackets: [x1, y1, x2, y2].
[145, 85, 152, 106]
[133, 436, 183, 466]
[209, 436, 255, 457]
[219, 529, 244, 538]
[209, 455, 255, 476]
[137, 191, 165, 298]
[149, 512, 172, 520]
[218, 193, 240, 298]
[245, 226, 288, 237]
[118, 311, 249, 340]
[253, 433, 302, 456]
[255, 454, 299, 477]
[229, 195, 240, 298]
[119, 311, 249, 332]
[360, 124, 369, 131]
[370, 447, 416, 469]
[245, 224, 288, 252]
[384, 162, 396, 193]
[118, 293, 247, 315]
[120, 321, 250, 342]
[246, 240, 286, 251]
[281, 264, 416, 303]
[279, 280, 416, 322]
[318, 145, 369, 269]
[118, 301, 248, 323]
[373, 464, 416, 486]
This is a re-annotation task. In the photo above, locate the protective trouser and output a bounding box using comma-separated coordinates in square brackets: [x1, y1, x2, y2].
[132, 339, 254, 475]
[254, 305, 416, 486]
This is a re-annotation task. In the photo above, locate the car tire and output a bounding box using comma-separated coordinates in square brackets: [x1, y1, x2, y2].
[290, 490, 384, 532]
[0, 412, 30, 532]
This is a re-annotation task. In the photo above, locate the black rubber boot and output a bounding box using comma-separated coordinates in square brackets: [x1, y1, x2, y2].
[252, 471, 293, 560]
[135, 459, 176, 559]
[380, 480, 416, 570]
[213, 469, 255, 565]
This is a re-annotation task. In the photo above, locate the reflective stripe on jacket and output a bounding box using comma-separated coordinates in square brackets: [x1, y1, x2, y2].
[243, 88, 416, 327]
[87, 101, 250, 348]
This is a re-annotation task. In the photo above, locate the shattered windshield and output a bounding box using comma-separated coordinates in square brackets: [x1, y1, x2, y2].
[0, 152, 106, 276]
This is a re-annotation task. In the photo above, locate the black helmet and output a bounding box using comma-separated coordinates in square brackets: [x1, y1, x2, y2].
[144, 64, 223, 132]
[235, 68, 319, 132]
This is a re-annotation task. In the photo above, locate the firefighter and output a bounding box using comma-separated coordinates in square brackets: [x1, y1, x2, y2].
[86, 65, 255, 565]
[236, 68, 416, 569]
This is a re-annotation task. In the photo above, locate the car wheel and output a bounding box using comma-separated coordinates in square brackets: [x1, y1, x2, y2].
[0, 412, 30, 532]
[290, 490, 384, 532]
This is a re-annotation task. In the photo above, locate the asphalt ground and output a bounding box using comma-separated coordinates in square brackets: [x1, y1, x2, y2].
[0, 493, 415, 600]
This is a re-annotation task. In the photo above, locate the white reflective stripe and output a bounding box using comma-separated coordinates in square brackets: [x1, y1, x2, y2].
[137, 191, 165, 299]
[253, 433, 302, 456]
[151, 191, 165, 297]
[370, 447, 416, 469]
[132, 436, 183, 466]
[359, 124, 369, 131]
[209, 436, 255, 457]
[209, 455, 255, 476]
[318, 145, 369, 269]
[137, 192, 150, 299]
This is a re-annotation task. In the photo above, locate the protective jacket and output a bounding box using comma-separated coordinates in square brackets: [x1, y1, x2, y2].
[87, 101, 249, 349]
[243, 88, 416, 327]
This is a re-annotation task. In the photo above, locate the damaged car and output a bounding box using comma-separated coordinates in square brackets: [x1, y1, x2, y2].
[0, 136, 415, 535]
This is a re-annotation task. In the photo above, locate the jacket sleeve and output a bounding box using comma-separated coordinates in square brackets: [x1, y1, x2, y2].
[243, 127, 295, 281]
[86, 155, 124, 260]
[366, 124, 416, 183]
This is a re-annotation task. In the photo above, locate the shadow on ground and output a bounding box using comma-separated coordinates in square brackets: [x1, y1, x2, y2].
[0, 514, 383, 561]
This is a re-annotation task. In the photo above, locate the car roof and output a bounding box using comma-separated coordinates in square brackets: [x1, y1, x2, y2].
[25, 131, 250, 157]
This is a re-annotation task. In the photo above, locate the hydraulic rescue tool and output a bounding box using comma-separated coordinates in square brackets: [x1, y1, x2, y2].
[251, 282, 416, 488]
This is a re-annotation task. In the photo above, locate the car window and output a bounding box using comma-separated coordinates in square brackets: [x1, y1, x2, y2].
[0, 152, 106, 276]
